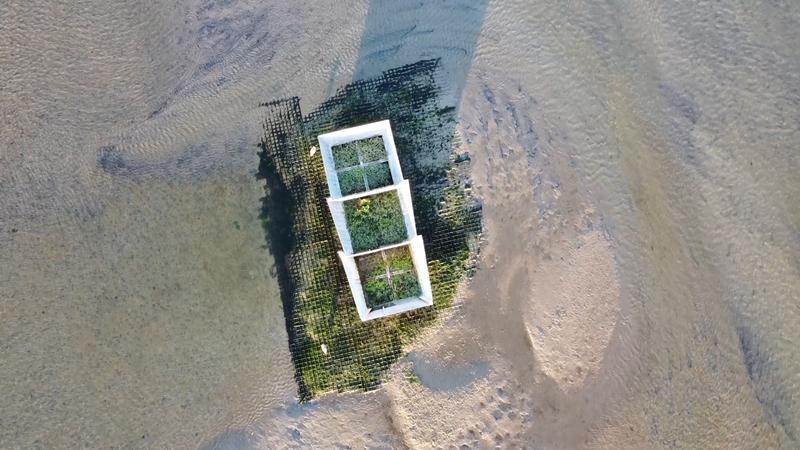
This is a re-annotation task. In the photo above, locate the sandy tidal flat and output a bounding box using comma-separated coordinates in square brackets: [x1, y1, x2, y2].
[2, 0, 799, 448]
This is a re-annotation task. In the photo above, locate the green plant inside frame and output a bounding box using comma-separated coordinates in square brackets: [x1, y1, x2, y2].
[356, 245, 421, 309]
[332, 136, 386, 167]
[344, 191, 407, 252]
[333, 136, 392, 195]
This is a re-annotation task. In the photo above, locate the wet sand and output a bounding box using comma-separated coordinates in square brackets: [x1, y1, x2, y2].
[2, 0, 799, 448]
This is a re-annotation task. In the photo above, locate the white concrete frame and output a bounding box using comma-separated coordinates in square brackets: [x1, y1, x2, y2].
[318, 120, 433, 321]
[317, 120, 404, 199]
[326, 180, 417, 255]
[338, 236, 433, 321]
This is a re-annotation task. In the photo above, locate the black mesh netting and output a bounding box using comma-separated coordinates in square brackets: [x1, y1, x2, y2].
[257, 59, 482, 401]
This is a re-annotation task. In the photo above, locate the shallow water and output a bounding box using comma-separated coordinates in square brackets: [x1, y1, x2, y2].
[2, 0, 798, 448]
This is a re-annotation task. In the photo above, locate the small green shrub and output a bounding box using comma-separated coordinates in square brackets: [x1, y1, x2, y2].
[356, 252, 386, 278]
[332, 143, 360, 168]
[392, 271, 421, 299]
[364, 162, 392, 189]
[385, 246, 414, 271]
[405, 370, 420, 384]
[345, 192, 407, 252]
[364, 277, 393, 308]
[376, 205, 407, 246]
[349, 217, 380, 251]
[338, 167, 366, 196]
[358, 136, 387, 162]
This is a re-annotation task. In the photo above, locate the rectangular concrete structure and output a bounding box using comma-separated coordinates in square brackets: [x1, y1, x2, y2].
[326, 180, 418, 255]
[338, 236, 433, 321]
[318, 120, 433, 321]
[318, 120, 404, 199]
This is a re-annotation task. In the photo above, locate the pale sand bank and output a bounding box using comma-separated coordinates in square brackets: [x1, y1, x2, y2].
[1, 0, 798, 448]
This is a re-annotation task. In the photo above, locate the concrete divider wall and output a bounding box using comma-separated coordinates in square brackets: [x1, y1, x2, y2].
[408, 236, 433, 304]
[325, 199, 353, 253]
[338, 251, 370, 320]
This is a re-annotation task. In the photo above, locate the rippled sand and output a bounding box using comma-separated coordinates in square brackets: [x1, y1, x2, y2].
[2, 0, 799, 448]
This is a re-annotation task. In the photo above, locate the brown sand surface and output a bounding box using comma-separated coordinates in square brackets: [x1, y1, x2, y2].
[2, 0, 799, 448]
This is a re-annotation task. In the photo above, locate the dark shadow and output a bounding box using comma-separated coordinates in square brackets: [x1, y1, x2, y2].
[737, 325, 796, 441]
[201, 430, 258, 450]
[354, 0, 487, 110]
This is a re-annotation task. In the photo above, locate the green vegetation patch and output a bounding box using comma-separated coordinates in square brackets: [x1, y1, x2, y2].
[358, 136, 388, 162]
[258, 59, 482, 401]
[392, 271, 421, 299]
[364, 162, 392, 189]
[337, 167, 366, 196]
[332, 142, 360, 168]
[344, 191, 407, 252]
[333, 136, 392, 195]
[356, 246, 421, 309]
[332, 136, 386, 168]
[363, 276, 393, 308]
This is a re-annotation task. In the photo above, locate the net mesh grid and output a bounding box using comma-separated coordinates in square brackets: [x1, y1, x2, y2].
[257, 59, 482, 401]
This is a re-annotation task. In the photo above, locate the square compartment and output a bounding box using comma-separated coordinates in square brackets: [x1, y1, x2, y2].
[344, 190, 408, 253]
[327, 181, 418, 255]
[332, 143, 360, 169]
[363, 161, 392, 190]
[356, 246, 421, 309]
[338, 236, 433, 321]
[318, 120, 404, 199]
[331, 137, 391, 195]
[337, 166, 366, 196]
[356, 136, 388, 162]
